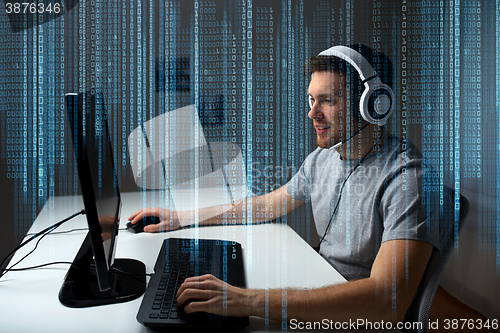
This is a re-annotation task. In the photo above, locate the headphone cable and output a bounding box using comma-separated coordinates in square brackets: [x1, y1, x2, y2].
[318, 136, 382, 250]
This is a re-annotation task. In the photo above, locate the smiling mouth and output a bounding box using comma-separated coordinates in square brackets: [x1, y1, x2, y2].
[315, 124, 330, 134]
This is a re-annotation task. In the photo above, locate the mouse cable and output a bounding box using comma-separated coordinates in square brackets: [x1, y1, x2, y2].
[0, 209, 86, 279]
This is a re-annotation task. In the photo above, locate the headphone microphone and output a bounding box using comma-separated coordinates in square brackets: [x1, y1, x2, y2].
[328, 122, 370, 151]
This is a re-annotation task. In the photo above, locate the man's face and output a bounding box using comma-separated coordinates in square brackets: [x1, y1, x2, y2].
[307, 71, 352, 149]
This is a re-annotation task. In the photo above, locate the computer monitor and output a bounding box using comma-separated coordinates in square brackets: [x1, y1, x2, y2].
[59, 91, 146, 308]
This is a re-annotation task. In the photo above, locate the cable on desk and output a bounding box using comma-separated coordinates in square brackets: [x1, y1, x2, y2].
[0, 209, 86, 279]
[25, 227, 88, 236]
[2, 260, 154, 275]
[76, 263, 153, 285]
[112, 266, 153, 278]
[2, 262, 73, 272]
[26, 227, 128, 236]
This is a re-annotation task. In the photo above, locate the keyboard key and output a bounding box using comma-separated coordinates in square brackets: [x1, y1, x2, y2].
[149, 313, 159, 319]
[169, 311, 179, 319]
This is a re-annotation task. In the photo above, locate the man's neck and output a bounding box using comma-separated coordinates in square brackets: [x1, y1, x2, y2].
[335, 125, 386, 160]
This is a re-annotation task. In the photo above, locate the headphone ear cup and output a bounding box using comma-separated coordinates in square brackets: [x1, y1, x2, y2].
[360, 83, 394, 125]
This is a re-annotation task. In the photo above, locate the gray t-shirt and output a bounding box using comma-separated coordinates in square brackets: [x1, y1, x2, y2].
[286, 136, 440, 280]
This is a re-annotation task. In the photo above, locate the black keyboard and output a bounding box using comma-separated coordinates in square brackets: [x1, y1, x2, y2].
[136, 238, 249, 330]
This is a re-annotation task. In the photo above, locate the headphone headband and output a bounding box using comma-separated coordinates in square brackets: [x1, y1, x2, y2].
[318, 45, 378, 82]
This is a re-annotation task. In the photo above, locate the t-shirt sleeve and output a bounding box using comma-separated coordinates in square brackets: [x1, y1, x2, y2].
[285, 157, 311, 202]
[379, 161, 441, 250]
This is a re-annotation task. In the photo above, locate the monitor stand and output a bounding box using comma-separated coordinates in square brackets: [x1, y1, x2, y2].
[59, 233, 146, 308]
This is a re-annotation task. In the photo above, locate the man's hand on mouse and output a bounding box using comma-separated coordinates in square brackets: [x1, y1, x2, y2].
[128, 208, 188, 233]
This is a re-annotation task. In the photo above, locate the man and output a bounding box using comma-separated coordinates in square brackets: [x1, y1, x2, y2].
[128, 44, 439, 324]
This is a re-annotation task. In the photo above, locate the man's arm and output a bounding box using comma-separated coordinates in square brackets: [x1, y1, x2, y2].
[127, 185, 305, 232]
[176, 239, 432, 324]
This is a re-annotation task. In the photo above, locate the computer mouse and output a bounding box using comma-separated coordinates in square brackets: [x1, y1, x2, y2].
[126, 216, 159, 233]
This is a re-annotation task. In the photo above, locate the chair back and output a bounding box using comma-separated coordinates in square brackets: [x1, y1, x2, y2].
[403, 187, 469, 333]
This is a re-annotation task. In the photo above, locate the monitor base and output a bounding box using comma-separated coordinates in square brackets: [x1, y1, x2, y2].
[59, 257, 146, 308]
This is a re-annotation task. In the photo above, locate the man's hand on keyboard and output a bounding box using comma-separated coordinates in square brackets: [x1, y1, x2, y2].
[128, 208, 186, 233]
[176, 274, 251, 317]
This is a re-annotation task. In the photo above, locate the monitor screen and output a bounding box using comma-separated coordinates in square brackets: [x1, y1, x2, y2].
[65, 91, 120, 290]
[79, 92, 120, 267]
[60, 91, 144, 307]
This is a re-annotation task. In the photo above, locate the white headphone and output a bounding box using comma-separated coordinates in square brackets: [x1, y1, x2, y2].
[312, 45, 394, 126]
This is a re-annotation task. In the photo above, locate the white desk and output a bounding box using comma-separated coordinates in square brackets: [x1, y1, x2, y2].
[0, 192, 346, 333]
